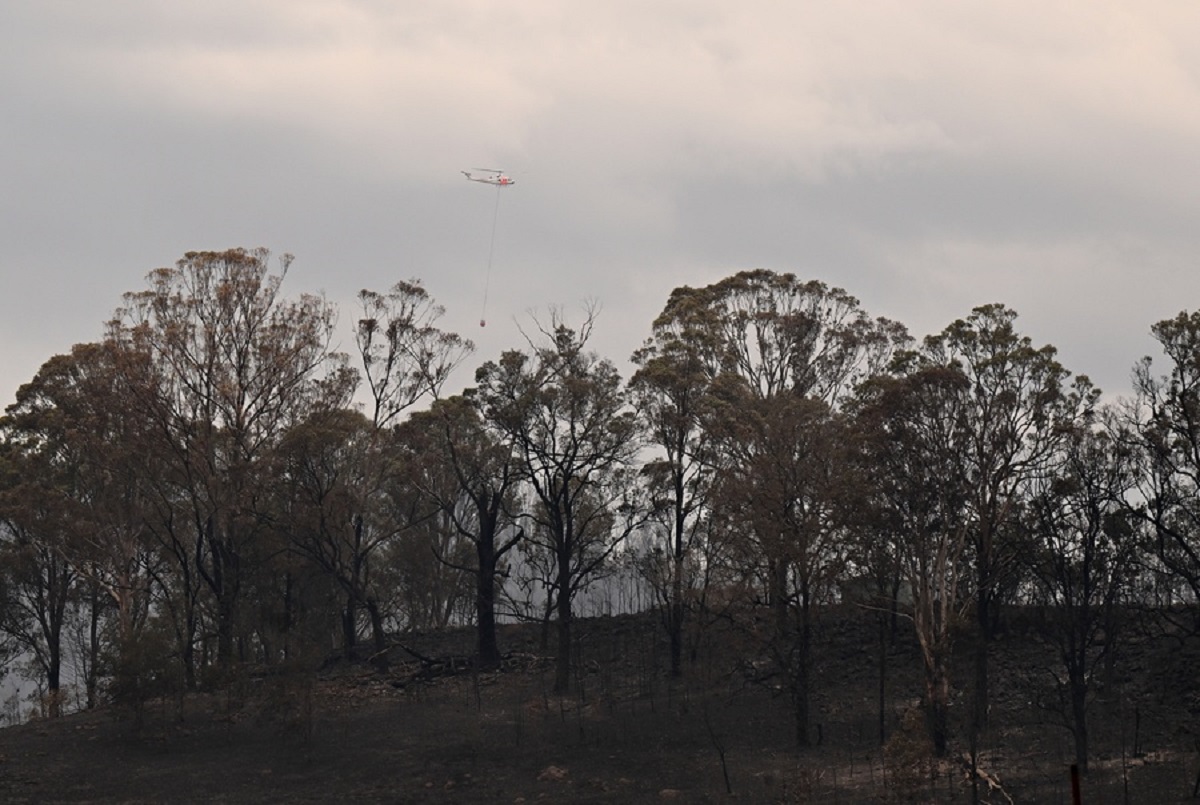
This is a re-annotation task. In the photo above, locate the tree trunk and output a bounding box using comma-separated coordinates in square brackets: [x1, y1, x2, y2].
[216, 594, 236, 669]
[668, 498, 686, 678]
[554, 544, 573, 694]
[46, 560, 68, 717]
[668, 595, 684, 678]
[207, 518, 239, 670]
[1071, 670, 1089, 772]
[539, 585, 554, 651]
[47, 663, 62, 716]
[889, 573, 903, 641]
[973, 580, 991, 735]
[366, 597, 387, 669]
[877, 610, 888, 745]
[87, 585, 101, 709]
[793, 600, 812, 747]
[476, 538, 501, 670]
[925, 656, 950, 757]
[770, 558, 789, 641]
[182, 596, 198, 690]
[46, 636, 63, 717]
[343, 594, 358, 659]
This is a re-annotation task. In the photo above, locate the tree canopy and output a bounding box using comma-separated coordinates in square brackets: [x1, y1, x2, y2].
[0, 253, 1192, 774]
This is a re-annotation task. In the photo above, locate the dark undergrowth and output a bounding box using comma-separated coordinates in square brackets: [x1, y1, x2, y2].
[1, 606, 1198, 803]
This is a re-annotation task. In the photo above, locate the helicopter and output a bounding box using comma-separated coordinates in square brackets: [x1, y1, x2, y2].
[462, 168, 516, 327]
[461, 168, 515, 186]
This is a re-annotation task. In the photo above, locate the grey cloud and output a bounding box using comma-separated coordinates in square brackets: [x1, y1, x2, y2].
[5, 1, 1200, 406]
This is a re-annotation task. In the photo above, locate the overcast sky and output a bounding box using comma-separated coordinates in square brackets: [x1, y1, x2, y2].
[3, 1, 1200, 409]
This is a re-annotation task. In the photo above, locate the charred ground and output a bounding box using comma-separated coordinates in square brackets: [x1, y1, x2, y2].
[0, 606, 1198, 803]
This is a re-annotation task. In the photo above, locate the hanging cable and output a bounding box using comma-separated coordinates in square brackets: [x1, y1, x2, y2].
[480, 182, 502, 327]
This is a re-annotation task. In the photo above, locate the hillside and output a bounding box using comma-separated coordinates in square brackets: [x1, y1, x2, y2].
[0, 607, 1197, 803]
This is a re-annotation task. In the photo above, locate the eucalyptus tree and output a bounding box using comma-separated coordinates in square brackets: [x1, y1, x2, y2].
[475, 311, 643, 693]
[656, 270, 906, 407]
[352, 282, 474, 651]
[394, 395, 523, 669]
[1022, 407, 1137, 773]
[0, 432, 77, 715]
[0, 342, 162, 708]
[851, 360, 975, 756]
[1124, 310, 1200, 612]
[712, 388, 849, 746]
[649, 270, 907, 745]
[276, 409, 391, 658]
[922, 304, 1086, 732]
[390, 515, 474, 631]
[656, 270, 906, 612]
[109, 248, 356, 670]
[271, 281, 470, 662]
[630, 306, 721, 678]
[356, 280, 474, 430]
